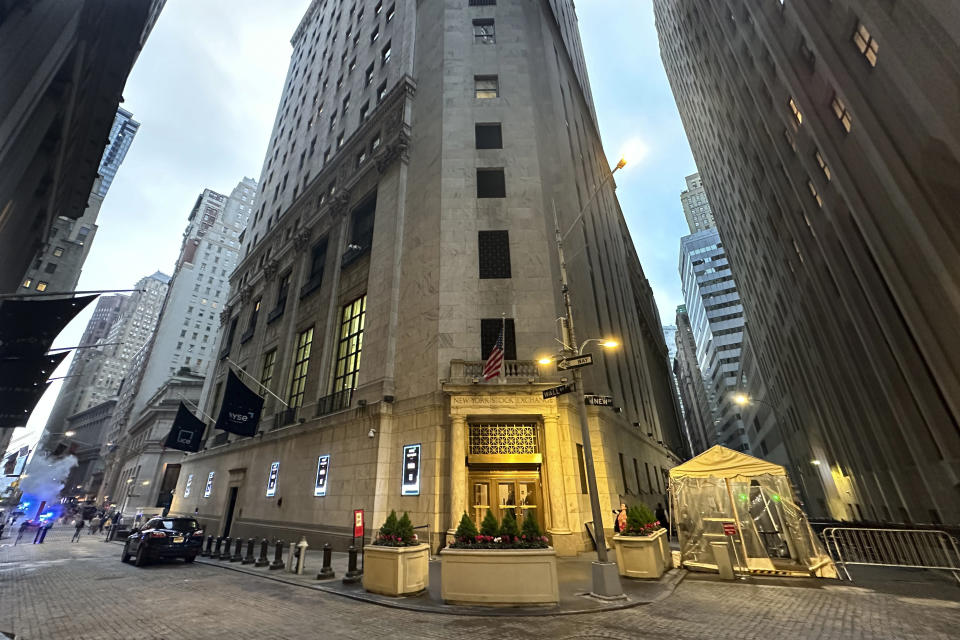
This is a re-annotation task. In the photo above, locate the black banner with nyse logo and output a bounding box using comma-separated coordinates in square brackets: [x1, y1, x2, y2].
[214, 369, 264, 437]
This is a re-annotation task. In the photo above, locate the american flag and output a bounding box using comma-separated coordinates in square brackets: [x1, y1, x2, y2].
[482, 321, 505, 381]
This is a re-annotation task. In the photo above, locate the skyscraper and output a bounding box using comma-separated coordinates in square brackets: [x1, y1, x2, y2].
[674, 306, 712, 456]
[168, 0, 683, 554]
[654, 0, 960, 522]
[679, 229, 748, 452]
[18, 108, 140, 295]
[679, 173, 715, 234]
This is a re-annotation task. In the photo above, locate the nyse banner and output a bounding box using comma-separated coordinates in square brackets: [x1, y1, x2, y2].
[184, 474, 194, 498]
[401, 444, 421, 496]
[203, 471, 215, 498]
[266, 461, 280, 497]
[314, 455, 330, 497]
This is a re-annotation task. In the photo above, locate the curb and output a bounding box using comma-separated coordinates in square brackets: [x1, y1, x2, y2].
[193, 554, 686, 617]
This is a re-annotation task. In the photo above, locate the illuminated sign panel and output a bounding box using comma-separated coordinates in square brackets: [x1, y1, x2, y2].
[266, 461, 280, 497]
[184, 474, 194, 498]
[314, 455, 330, 497]
[203, 471, 215, 498]
[401, 444, 421, 496]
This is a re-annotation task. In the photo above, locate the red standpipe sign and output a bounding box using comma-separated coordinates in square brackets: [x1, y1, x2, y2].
[353, 509, 364, 538]
[722, 522, 737, 536]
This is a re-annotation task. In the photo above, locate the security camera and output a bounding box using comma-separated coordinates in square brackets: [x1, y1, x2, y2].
[368, 428, 376, 438]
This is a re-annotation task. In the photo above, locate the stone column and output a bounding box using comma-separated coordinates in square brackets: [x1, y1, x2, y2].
[543, 415, 571, 535]
[448, 415, 467, 533]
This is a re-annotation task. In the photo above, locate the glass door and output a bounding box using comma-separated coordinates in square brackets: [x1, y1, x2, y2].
[469, 472, 543, 532]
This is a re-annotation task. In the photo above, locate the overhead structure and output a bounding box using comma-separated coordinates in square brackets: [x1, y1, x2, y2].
[669, 446, 836, 578]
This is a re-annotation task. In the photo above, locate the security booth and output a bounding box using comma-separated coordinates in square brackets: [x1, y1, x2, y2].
[669, 446, 836, 578]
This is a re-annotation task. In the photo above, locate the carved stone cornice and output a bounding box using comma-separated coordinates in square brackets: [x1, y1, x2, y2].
[239, 285, 253, 303]
[264, 259, 280, 281]
[375, 130, 411, 174]
[329, 191, 351, 221]
[219, 307, 232, 326]
[292, 228, 312, 253]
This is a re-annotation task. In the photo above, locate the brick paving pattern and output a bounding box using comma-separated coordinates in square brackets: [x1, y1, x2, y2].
[2, 537, 959, 639]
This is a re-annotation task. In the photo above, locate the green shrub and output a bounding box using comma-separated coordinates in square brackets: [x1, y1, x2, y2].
[521, 510, 543, 539]
[379, 510, 398, 538]
[480, 509, 499, 537]
[397, 511, 415, 544]
[454, 512, 478, 541]
[624, 503, 661, 536]
[499, 509, 519, 539]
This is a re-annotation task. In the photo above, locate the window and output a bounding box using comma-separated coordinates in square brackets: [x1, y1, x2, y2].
[475, 123, 502, 149]
[619, 453, 629, 494]
[815, 150, 831, 180]
[287, 327, 314, 408]
[788, 97, 802, 124]
[469, 0, 496, 5]
[478, 230, 511, 278]
[480, 318, 516, 360]
[349, 196, 376, 250]
[633, 459, 643, 495]
[53, 247, 64, 257]
[333, 296, 366, 392]
[576, 444, 588, 494]
[473, 18, 495, 43]
[475, 75, 499, 99]
[476, 168, 506, 198]
[365, 62, 375, 86]
[371, 25, 379, 43]
[302, 238, 327, 298]
[386, 4, 395, 22]
[375, 1, 382, 15]
[852, 22, 879, 67]
[270, 271, 291, 321]
[359, 101, 369, 122]
[381, 41, 391, 64]
[36, 281, 48, 292]
[807, 180, 823, 208]
[831, 94, 853, 132]
[21, 278, 31, 288]
[260, 349, 277, 389]
[342, 93, 350, 113]
[43, 262, 57, 274]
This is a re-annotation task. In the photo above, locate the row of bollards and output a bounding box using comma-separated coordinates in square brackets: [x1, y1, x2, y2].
[197, 534, 346, 582]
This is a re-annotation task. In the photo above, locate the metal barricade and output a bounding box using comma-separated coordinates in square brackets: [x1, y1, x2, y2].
[822, 527, 960, 583]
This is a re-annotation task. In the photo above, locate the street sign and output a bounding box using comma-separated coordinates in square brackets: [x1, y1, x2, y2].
[722, 522, 737, 536]
[542, 383, 575, 399]
[584, 394, 614, 406]
[557, 353, 593, 370]
[353, 509, 365, 538]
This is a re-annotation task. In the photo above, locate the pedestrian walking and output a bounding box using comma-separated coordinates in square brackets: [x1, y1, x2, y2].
[89, 515, 101, 535]
[71, 519, 85, 542]
[655, 503, 668, 528]
[614, 502, 628, 534]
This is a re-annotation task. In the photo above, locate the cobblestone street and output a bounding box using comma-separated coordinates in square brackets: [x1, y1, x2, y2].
[2, 537, 959, 640]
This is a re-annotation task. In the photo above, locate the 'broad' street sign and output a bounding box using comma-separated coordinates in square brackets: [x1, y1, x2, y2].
[542, 383, 576, 399]
[557, 354, 593, 370]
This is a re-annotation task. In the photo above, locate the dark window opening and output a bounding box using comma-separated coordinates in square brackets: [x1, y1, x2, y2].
[342, 196, 376, 267]
[478, 230, 511, 279]
[477, 168, 505, 198]
[475, 123, 502, 149]
[301, 237, 328, 298]
[480, 317, 516, 361]
[268, 271, 291, 323]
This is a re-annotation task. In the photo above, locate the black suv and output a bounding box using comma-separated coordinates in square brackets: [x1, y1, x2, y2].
[121, 517, 204, 566]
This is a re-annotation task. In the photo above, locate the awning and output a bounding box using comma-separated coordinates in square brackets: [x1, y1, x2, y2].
[0, 294, 97, 358]
[669, 445, 787, 480]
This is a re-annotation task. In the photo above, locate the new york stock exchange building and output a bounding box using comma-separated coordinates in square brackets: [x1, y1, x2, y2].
[167, 0, 685, 556]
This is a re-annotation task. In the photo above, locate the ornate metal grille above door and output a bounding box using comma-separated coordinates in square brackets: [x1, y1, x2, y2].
[468, 423, 539, 456]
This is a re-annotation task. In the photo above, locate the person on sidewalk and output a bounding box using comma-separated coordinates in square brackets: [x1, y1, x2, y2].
[615, 502, 628, 534]
[71, 519, 85, 543]
[89, 515, 101, 535]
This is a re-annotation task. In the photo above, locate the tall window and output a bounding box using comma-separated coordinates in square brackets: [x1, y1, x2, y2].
[474, 75, 499, 99]
[480, 318, 516, 360]
[477, 168, 506, 198]
[475, 123, 502, 149]
[303, 238, 328, 297]
[272, 271, 290, 319]
[831, 94, 853, 132]
[852, 22, 879, 67]
[288, 327, 313, 408]
[333, 296, 366, 392]
[260, 349, 276, 391]
[473, 19, 495, 43]
[478, 230, 511, 278]
[350, 197, 376, 250]
[248, 299, 261, 330]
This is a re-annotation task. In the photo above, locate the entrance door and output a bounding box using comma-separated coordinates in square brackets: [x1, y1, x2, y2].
[222, 487, 239, 537]
[469, 471, 543, 532]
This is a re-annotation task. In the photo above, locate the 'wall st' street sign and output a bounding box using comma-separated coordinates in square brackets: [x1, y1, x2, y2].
[584, 394, 614, 406]
[557, 354, 593, 370]
[542, 383, 576, 399]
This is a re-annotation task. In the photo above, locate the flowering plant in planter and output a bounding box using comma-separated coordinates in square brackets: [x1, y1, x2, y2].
[372, 510, 420, 547]
[449, 510, 549, 549]
[621, 503, 663, 537]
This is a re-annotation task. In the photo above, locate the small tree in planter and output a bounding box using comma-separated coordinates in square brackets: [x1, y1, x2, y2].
[363, 510, 429, 596]
[613, 503, 668, 579]
[479, 509, 499, 537]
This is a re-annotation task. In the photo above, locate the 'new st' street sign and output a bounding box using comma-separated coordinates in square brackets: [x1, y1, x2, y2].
[557, 353, 593, 370]
[584, 394, 614, 406]
[542, 383, 576, 399]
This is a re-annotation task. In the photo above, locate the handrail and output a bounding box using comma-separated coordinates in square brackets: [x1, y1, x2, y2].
[822, 527, 960, 583]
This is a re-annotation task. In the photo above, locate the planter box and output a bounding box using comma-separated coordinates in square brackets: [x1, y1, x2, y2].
[613, 529, 667, 579]
[440, 548, 559, 606]
[362, 543, 430, 596]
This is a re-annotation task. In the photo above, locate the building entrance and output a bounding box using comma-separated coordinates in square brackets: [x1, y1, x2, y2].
[469, 470, 543, 532]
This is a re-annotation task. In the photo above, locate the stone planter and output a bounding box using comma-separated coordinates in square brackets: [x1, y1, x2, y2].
[440, 548, 559, 606]
[362, 543, 430, 596]
[613, 529, 667, 579]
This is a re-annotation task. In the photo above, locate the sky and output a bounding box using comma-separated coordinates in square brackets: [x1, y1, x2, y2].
[11, 0, 697, 451]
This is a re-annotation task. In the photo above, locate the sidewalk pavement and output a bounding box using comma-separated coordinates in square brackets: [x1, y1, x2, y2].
[188, 541, 686, 616]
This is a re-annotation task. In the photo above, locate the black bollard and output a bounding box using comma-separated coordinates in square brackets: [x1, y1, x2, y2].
[220, 536, 232, 560]
[342, 545, 362, 583]
[255, 538, 269, 567]
[317, 543, 335, 579]
[269, 539, 285, 570]
[242, 537, 256, 564]
[213, 536, 223, 558]
[202, 535, 214, 557]
[230, 537, 243, 562]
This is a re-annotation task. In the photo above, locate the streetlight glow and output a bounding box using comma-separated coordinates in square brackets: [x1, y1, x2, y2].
[64, 430, 76, 437]
[537, 357, 554, 365]
[601, 339, 619, 349]
[732, 393, 749, 406]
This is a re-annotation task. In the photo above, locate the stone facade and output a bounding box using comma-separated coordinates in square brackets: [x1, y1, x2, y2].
[169, 0, 683, 554]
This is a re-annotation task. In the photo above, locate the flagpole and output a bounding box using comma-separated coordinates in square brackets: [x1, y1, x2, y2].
[500, 313, 506, 384]
[226, 357, 290, 408]
[177, 394, 216, 423]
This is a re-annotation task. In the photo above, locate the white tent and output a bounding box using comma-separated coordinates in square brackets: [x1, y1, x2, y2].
[669, 446, 836, 577]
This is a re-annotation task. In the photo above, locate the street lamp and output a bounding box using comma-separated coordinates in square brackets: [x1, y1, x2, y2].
[550, 157, 628, 598]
